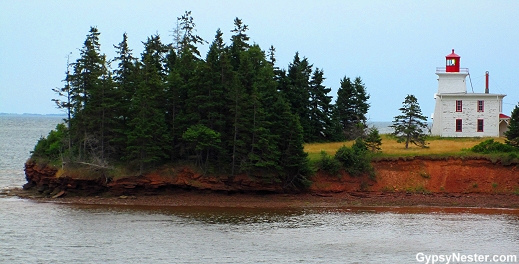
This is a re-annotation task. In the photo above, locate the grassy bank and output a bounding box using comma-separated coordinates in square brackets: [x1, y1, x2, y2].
[304, 135, 505, 161]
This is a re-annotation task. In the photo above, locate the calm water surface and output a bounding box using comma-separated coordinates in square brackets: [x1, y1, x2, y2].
[1, 116, 518, 263]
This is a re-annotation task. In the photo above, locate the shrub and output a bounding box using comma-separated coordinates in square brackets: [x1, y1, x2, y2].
[31, 123, 68, 161]
[471, 139, 517, 154]
[315, 151, 341, 176]
[335, 138, 375, 178]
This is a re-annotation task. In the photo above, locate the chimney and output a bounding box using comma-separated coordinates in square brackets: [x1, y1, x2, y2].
[485, 71, 489, 93]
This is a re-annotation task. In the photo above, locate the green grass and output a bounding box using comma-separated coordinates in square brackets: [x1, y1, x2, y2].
[305, 135, 506, 162]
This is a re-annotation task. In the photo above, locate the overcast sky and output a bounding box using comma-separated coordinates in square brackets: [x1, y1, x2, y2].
[1, 0, 518, 121]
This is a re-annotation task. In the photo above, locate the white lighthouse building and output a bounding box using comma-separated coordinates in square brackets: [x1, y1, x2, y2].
[431, 49, 509, 137]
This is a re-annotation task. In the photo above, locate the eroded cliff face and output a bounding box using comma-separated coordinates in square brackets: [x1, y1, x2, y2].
[24, 162, 108, 196]
[23, 161, 284, 196]
[311, 157, 519, 194]
[24, 158, 519, 197]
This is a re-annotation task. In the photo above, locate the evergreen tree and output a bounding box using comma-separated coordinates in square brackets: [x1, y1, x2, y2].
[505, 103, 519, 148]
[307, 68, 334, 142]
[202, 29, 235, 168]
[164, 48, 184, 160]
[390, 94, 428, 149]
[334, 76, 370, 140]
[267, 45, 276, 66]
[204, 29, 231, 131]
[365, 127, 382, 153]
[227, 18, 252, 176]
[329, 104, 347, 142]
[282, 52, 312, 142]
[111, 33, 138, 158]
[242, 45, 281, 174]
[172, 12, 207, 156]
[272, 96, 311, 190]
[177, 11, 206, 58]
[68, 26, 109, 161]
[229, 17, 250, 70]
[96, 62, 116, 163]
[125, 35, 170, 172]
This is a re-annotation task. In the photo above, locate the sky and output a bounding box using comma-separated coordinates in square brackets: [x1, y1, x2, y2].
[1, 0, 518, 121]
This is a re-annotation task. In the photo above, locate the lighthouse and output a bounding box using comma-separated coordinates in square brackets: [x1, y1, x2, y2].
[436, 49, 468, 94]
[431, 49, 508, 137]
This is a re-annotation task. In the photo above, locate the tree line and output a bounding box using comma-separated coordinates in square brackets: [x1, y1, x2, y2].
[34, 12, 371, 190]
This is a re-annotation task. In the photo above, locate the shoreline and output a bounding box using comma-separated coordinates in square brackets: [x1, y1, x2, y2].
[20, 158, 519, 210]
[7, 188, 519, 209]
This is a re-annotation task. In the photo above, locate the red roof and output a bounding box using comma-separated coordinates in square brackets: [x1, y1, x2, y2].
[500, 113, 511, 119]
[446, 49, 460, 58]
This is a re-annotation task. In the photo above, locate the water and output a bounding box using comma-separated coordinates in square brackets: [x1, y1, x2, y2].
[368, 121, 394, 134]
[0, 115, 63, 188]
[1, 116, 518, 263]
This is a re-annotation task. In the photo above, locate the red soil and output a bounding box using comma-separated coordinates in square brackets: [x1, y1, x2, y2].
[311, 157, 519, 194]
[20, 158, 519, 208]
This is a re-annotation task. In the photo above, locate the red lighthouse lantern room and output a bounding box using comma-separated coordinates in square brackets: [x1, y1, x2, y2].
[445, 49, 460, 72]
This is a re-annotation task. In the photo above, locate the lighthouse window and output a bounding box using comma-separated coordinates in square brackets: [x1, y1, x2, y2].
[477, 119, 484, 132]
[456, 119, 462, 132]
[477, 100, 484, 112]
[456, 100, 462, 112]
[447, 59, 456, 66]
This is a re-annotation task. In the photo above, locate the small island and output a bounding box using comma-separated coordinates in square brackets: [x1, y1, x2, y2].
[20, 13, 519, 208]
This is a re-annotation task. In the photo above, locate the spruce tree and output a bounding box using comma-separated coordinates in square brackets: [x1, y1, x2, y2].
[227, 18, 252, 176]
[172, 12, 207, 156]
[229, 17, 250, 70]
[329, 104, 347, 142]
[177, 11, 206, 58]
[505, 103, 519, 148]
[365, 127, 382, 153]
[273, 96, 311, 190]
[125, 35, 170, 172]
[390, 94, 428, 149]
[243, 45, 281, 174]
[203, 29, 234, 168]
[335, 76, 370, 140]
[111, 33, 138, 158]
[96, 62, 116, 163]
[68, 26, 109, 161]
[308, 68, 334, 142]
[283, 53, 312, 142]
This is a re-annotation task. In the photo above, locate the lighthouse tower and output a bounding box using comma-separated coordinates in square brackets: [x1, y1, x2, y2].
[431, 49, 507, 137]
[436, 49, 468, 94]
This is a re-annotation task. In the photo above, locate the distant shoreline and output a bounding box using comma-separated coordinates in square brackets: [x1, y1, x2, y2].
[0, 113, 65, 117]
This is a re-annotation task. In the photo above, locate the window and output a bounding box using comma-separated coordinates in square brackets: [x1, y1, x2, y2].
[477, 119, 484, 132]
[447, 59, 456, 66]
[456, 119, 462, 132]
[456, 100, 462, 112]
[477, 100, 484, 112]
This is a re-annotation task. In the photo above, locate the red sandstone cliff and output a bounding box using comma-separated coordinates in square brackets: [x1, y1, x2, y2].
[311, 157, 519, 194]
[24, 158, 519, 197]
